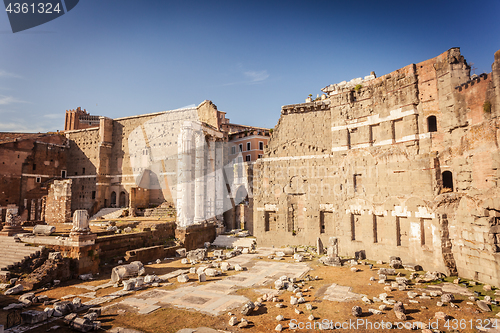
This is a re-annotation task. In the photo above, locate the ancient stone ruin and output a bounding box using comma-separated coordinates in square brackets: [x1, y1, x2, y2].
[254, 48, 500, 287]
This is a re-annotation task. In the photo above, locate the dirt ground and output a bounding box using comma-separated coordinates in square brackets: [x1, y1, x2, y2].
[1, 252, 499, 333]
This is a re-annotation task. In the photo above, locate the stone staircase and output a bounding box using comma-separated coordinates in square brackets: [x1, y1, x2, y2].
[0, 236, 44, 271]
[211, 235, 257, 249]
[89, 208, 127, 221]
[144, 202, 176, 218]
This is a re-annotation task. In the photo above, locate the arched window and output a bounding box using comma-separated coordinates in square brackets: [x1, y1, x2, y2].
[442, 171, 453, 192]
[427, 116, 437, 132]
[110, 191, 117, 207]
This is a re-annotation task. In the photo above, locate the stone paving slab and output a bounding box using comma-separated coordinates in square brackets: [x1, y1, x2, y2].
[426, 282, 474, 296]
[176, 328, 226, 333]
[83, 290, 133, 306]
[165, 290, 249, 315]
[135, 289, 172, 300]
[252, 288, 280, 297]
[74, 281, 114, 291]
[211, 235, 256, 248]
[115, 256, 310, 316]
[78, 291, 97, 298]
[225, 254, 257, 265]
[196, 281, 238, 295]
[123, 297, 159, 305]
[158, 269, 190, 281]
[120, 296, 162, 314]
[322, 283, 362, 302]
[138, 305, 161, 314]
[107, 327, 145, 333]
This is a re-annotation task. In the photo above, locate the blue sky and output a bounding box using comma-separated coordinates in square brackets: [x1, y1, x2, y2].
[0, 0, 499, 132]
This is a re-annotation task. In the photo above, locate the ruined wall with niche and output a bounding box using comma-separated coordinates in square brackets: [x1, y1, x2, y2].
[44, 179, 72, 223]
[0, 133, 68, 222]
[254, 48, 500, 285]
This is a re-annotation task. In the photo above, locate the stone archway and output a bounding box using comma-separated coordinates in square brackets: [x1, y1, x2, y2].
[234, 185, 248, 205]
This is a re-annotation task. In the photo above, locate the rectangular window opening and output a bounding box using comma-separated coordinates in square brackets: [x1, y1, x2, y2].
[320, 211, 326, 234]
[264, 211, 276, 232]
[420, 219, 425, 246]
[351, 214, 356, 241]
[396, 217, 401, 246]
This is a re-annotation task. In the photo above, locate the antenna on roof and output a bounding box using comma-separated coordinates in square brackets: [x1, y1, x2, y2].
[469, 62, 477, 75]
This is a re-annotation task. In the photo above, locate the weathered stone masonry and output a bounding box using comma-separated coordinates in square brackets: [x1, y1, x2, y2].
[0, 133, 68, 223]
[254, 48, 500, 286]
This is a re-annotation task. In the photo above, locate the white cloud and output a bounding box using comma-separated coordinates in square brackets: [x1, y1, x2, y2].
[222, 69, 270, 86]
[244, 70, 269, 83]
[0, 95, 29, 105]
[0, 122, 47, 132]
[43, 113, 60, 119]
[0, 70, 22, 79]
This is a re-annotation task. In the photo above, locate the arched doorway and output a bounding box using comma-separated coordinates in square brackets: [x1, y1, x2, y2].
[119, 191, 126, 207]
[110, 191, 117, 207]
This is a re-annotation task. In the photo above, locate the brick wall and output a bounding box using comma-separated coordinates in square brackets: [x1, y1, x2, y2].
[254, 48, 500, 285]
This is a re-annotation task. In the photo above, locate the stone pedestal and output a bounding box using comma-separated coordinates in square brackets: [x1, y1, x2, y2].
[70, 233, 97, 245]
[0, 207, 25, 236]
[70, 210, 96, 246]
[72, 210, 89, 231]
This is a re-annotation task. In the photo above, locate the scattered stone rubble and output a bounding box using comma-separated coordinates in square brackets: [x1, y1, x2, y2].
[111, 261, 145, 283]
[15, 294, 102, 332]
[5, 245, 500, 332]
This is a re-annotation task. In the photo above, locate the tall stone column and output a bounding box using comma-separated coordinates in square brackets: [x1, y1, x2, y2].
[177, 123, 194, 228]
[215, 141, 225, 219]
[194, 130, 206, 223]
[205, 137, 216, 219]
